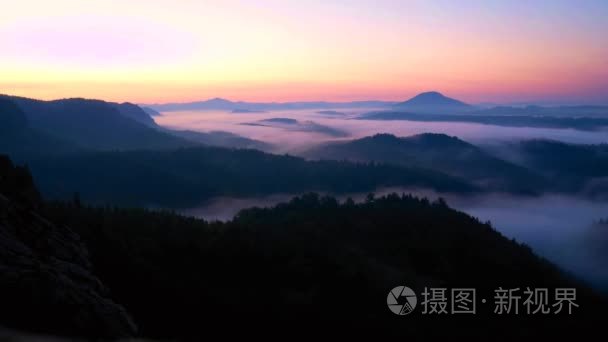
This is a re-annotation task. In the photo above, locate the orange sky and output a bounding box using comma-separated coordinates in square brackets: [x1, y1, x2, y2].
[1, 0, 607, 104]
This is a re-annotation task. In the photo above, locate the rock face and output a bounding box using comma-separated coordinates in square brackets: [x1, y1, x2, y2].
[0, 155, 137, 338]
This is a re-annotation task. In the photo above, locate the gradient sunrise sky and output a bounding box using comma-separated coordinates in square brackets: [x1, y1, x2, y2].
[1, 0, 607, 104]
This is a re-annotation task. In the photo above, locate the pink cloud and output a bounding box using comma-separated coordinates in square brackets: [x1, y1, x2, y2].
[1, 15, 196, 68]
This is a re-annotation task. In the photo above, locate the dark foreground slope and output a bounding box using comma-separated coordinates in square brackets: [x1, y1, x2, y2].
[2, 154, 606, 339]
[0, 156, 136, 338]
[44, 193, 607, 339]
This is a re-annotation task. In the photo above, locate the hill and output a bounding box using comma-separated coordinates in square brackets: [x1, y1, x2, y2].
[24, 147, 477, 207]
[358, 111, 608, 131]
[303, 133, 546, 194]
[146, 98, 395, 112]
[474, 105, 608, 117]
[242, 117, 348, 137]
[0, 95, 270, 151]
[0, 99, 82, 160]
[168, 129, 272, 150]
[0, 98, 28, 132]
[393, 91, 472, 113]
[42, 191, 607, 339]
[1, 95, 193, 150]
[493, 140, 608, 198]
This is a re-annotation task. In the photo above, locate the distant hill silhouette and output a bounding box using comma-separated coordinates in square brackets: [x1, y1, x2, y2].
[114, 102, 158, 127]
[0, 99, 28, 132]
[0, 98, 81, 160]
[242, 118, 349, 137]
[393, 91, 472, 114]
[302, 133, 546, 194]
[231, 108, 266, 113]
[474, 105, 608, 117]
[0, 95, 269, 152]
[141, 107, 162, 117]
[146, 98, 394, 112]
[359, 110, 608, 131]
[494, 139, 608, 198]
[0, 95, 192, 150]
[316, 110, 347, 116]
[259, 117, 298, 124]
[168, 130, 272, 151]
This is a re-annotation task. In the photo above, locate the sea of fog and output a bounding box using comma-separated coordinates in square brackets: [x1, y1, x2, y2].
[154, 108, 608, 153]
[155, 108, 608, 292]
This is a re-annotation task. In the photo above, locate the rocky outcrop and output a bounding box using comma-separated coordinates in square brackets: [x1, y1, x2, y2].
[0, 156, 137, 338]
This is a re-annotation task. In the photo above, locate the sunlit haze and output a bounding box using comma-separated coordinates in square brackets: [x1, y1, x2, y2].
[1, 0, 607, 104]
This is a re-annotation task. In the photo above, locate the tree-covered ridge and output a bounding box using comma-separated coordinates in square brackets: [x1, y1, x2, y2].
[516, 139, 608, 178]
[27, 147, 477, 207]
[302, 133, 546, 194]
[0, 99, 28, 133]
[0, 95, 270, 153]
[0, 95, 193, 150]
[359, 111, 608, 131]
[497, 140, 608, 198]
[43, 192, 606, 339]
[0, 99, 84, 160]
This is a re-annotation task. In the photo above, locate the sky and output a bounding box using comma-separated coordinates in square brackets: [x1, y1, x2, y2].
[1, 0, 607, 104]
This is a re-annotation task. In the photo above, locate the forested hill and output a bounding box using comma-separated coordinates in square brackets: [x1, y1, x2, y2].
[0, 95, 269, 152]
[44, 192, 607, 339]
[0, 95, 192, 150]
[302, 133, 546, 194]
[0, 98, 82, 159]
[491, 139, 608, 198]
[26, 148, 477, 207]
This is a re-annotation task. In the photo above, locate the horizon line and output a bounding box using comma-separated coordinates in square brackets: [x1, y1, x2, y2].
[2, 92, 607, 107]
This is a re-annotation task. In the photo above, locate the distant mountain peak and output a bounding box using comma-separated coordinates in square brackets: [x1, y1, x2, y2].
[207, 97, 232, 103]
[394, 91, 471, 113]
[402, 91, 468, 106]
[416, 91, 444, 97]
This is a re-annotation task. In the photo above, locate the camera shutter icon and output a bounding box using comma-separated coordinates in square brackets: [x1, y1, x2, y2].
[387, 286, 417, 315]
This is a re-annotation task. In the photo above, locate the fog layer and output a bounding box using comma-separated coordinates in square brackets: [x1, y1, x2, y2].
[155, 108, 608, 153]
